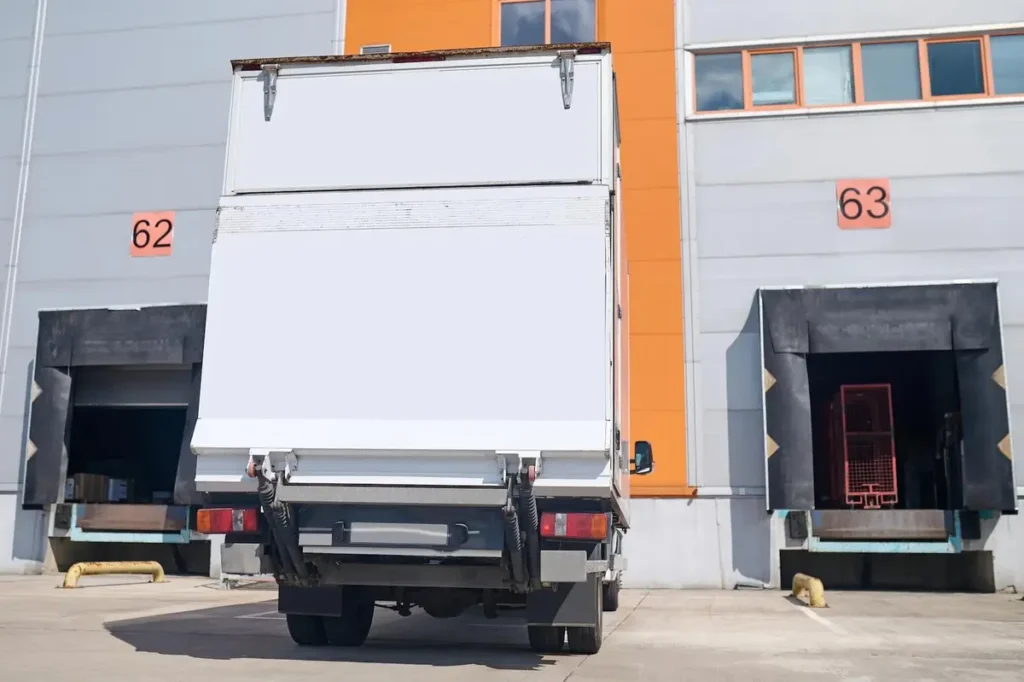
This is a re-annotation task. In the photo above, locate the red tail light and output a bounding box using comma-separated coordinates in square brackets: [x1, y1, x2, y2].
[539, 512, 608, 541]
[197, 508, 259, 535]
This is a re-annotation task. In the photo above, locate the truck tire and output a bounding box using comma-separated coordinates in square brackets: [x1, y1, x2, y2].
[527, 625, 566, 653]
[602, 574, 621, 612]
[566, 582, 603, 655]
[286, 614, 328, 646]
[322, 588, 375, 647]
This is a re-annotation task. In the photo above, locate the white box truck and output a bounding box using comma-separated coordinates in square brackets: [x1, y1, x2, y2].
[190, 43, 653, 655]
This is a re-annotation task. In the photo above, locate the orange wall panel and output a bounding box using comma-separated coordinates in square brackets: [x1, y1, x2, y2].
[345, 0, 691, 496]
[629, 260, 683, 336]
[630, 334, 685, 412]
[602, 1, 687, 494]
[346, 0, 491, 53]
[623, 188, 681, 261]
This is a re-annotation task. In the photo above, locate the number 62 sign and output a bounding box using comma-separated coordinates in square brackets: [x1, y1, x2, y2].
[131, 211, 174, 257]
[836, 179, 891, 230]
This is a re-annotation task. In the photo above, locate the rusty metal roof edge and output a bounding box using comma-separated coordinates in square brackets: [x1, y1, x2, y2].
[231, 42, 612, 71]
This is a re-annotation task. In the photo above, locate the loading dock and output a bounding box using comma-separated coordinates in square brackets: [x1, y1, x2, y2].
[21, 305, 216, 571]
[760, 282, 1016, 588]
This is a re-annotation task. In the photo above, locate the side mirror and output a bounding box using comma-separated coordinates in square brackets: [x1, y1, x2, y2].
[631, 441, 654, 476]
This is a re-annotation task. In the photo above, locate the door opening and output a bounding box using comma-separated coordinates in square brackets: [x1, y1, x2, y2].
[66, 406, 188, 504]
[809, 351, 963, 510]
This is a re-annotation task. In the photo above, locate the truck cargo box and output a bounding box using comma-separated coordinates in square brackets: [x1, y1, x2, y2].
[223, 46, 616, 194]
[192, 184, 615, 496]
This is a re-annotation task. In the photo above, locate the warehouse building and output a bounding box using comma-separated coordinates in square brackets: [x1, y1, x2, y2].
[0, 0, 1022, 590]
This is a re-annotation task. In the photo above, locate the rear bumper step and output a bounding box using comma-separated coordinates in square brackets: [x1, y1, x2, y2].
[278, 485, 508, 507]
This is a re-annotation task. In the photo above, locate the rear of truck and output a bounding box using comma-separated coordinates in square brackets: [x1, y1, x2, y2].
[190, 43, 652, 654]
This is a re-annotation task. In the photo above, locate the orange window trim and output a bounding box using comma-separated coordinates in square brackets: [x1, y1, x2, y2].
[745, 47, 801, 110]
[692, 29, 1024, 115]
[921, 36, 990, 100]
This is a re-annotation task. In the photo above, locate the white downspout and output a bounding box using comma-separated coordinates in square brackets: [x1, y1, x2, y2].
[0, 0, 47, 418]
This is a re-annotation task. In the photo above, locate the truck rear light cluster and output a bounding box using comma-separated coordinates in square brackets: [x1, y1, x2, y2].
[539, 512, 608, 541]
[196, 508, 259, 535]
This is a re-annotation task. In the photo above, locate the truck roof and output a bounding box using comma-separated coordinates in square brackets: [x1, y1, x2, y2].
[231, 41, 611, 71]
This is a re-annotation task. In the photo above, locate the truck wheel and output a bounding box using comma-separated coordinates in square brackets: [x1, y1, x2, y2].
[323, 588, 375, 647]
[602, 574, 621, 612]
[566, 582, 603, 655]
[527, 625, 566, 653]
[286, 614, 327, 646]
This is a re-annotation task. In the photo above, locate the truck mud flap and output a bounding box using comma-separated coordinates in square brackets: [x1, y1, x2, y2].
[526, 574, 601, 627]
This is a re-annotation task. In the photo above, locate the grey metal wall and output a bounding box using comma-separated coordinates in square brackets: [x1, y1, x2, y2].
[679, 0, 1024, 498]
[686, 106, 1024, 494]
[0, 0, 341, 495]
[684, 0, 1024, 44]
[665, 0, 1024, 591]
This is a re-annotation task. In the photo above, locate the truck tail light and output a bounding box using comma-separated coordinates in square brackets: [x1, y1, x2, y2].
[539, 512, 608, 541]
[197, 508, 259, 535]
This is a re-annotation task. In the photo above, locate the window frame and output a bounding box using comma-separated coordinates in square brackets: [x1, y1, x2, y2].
[983, 31, 1024, 98]
[744, 47, 801, 109]
[856, 39, 925, 105]
[921, 36, 990, 101]
[690, 29, 1024, 116]
[495, 0, 600, 47]
[800, 42, 858, 108]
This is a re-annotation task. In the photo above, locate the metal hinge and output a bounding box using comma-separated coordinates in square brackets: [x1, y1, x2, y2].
[557, 50, 575, 109]
[260, 64, 280, 121]
[617, 304, 622, 319]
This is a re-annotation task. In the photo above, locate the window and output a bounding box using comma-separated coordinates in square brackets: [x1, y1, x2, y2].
[499, 0, 596, 47]
[803, 46, 854, 105]
[694, 53, 743, 111]
[501, 1, 545, 46]
[750, 51, 797, 106]
[927, 39, 985, 97]
[551, 0, 596, 43]
[990, 34, 1024, 95]
[861, 42, 921, 102]
[693, 31, 1024, 114]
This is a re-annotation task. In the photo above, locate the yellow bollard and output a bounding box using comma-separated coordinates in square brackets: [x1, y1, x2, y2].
[61, 561, 167, 589]
[791, 573, 827, 608]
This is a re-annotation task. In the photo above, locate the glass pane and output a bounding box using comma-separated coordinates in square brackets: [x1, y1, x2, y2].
[694, 53, 743, 111]
[927, 40, 984, 96]
[751, 52, 796, 106]
[991, 34, 1024, 95]
[861, 42, 922, 102]
[803, 46, 854, 105]
[500, 1, 545, 47]
[551, 0, 596, 43]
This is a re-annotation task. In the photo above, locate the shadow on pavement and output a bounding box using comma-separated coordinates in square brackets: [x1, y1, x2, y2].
[105, 601, 557, 671]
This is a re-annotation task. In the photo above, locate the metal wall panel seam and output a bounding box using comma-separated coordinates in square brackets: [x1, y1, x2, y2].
[677, 0, 703, 488]
[333, 0, 346, 55]
[0, 0, 47, 416]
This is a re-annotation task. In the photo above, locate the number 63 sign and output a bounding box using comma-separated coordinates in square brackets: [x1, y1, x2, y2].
[836, 179, 891, 230]
[131, 211, 174, 257]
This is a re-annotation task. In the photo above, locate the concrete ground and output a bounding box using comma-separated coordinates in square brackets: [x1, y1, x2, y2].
[0, 575, 1022, 681]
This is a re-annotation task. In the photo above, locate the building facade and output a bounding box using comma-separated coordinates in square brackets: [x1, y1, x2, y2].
[0, 0, 1022, 589]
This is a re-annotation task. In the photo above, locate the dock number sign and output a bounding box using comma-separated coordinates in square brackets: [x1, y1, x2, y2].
[836, 179, 891, 230]
[131, 211, 174, 257]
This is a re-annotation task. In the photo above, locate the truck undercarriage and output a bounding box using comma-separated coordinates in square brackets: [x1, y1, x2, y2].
[249, 458, 638, 654]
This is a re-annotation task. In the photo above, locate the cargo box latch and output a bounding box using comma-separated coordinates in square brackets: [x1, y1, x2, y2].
[557, 50, 575, 110]
[260, 64, 279, 121]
